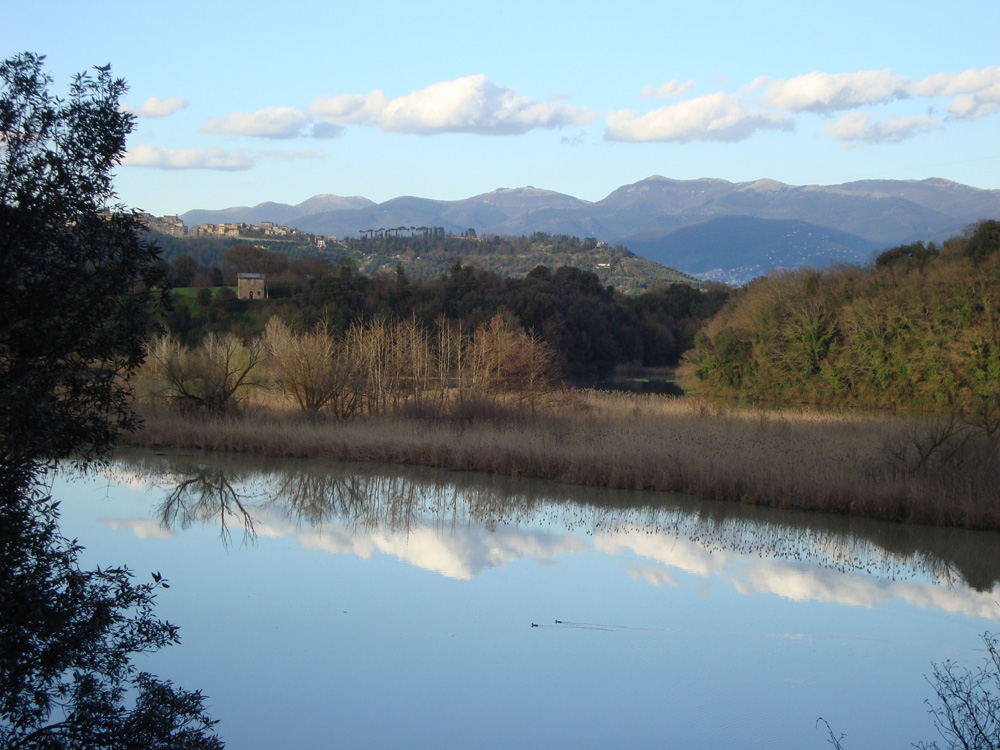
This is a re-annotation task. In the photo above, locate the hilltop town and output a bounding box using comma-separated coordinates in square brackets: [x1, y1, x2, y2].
[139, 211, 704, 293]
[139, 212, 340, 250]
[140, 212, 456, 250]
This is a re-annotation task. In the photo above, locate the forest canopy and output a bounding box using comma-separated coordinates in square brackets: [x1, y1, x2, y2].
[684, 220, 1000, 412]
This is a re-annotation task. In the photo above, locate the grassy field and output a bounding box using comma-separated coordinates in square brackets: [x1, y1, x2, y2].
[170, 286, 236, 298]
[124, 390, 1000, 531]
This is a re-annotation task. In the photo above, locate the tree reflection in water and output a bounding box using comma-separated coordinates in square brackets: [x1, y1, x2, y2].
[109, 449, 1000, 594]
[156, 466, 260, 544]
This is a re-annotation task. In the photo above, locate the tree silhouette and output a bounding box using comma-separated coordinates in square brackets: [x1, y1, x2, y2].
[0, 53, 223, 748]
[0, 53, 168, 467]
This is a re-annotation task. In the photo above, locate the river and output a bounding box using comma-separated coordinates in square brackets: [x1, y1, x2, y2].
[52, 448, 1000, 749]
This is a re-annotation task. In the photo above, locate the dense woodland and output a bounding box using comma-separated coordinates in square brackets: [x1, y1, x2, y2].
[161, 245, 729, 380]
[685, 220, 1000, 412]
[160, 219, 1000, 410]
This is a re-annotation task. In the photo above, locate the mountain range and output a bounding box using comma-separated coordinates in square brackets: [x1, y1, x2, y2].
[181, 176, 1000, 283]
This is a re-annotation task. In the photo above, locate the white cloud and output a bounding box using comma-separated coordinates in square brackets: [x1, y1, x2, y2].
[129, 96, 189, 118]
[612, 67, 998, 146]
[948, 83, 1000, 120]
[912, 67, 1000, 121]
[823, 112, 940, 143]
[912, 66, 1000, 97]
[101, 518, 175, 540]
[146, 67, 1000, 163]
[641, 79, 694, 100]
[122, 144, 255, 170]
[198, 106, 311, 139]
[947, 93, 1000, 120]
[745, 67, 1000, 124]
[750, 70, 910, 113]
[123, 144, 324, 170]
[597, 527, 1000, 619]
[627, 564, 679, 587]
[731, 562, 1000, 619]
[257, 509, 586, 580]
[375, 74, 598, 135]
[597, 529, 731, 578]
[605, 92, 794, 143]
[309, 91, 388, 125]
[203, 77, 595, 139]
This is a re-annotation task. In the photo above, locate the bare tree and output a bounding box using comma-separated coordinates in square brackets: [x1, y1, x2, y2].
[915, 631, 1000, 750]
[150, 333, 264, 415]
[263, 318, 361, 417]
[821, 631, 1000, 750]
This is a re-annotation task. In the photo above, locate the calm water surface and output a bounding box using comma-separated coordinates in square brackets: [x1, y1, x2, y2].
[53, 449, 1000, 750]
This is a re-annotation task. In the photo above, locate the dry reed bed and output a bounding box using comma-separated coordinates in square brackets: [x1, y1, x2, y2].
[125, 391, 1000, 530]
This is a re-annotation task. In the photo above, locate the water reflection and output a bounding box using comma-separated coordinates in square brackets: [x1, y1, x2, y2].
[101, 449, 1000, 616]
[158, 465, 260, 541]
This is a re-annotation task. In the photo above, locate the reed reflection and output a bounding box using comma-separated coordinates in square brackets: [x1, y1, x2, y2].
[106, 449, 1000, 607]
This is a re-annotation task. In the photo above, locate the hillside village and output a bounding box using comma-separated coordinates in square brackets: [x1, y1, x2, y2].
[142, 210, 703, 293]
[140, 213, 455, 250]
[139, 212, 339, 250]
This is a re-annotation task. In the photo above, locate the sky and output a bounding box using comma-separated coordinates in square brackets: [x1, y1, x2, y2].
[6, 0, 1000, 216]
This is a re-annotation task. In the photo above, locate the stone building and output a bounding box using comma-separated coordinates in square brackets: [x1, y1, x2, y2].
[138, 213, 187, 237]
[237, 273, 266, 299]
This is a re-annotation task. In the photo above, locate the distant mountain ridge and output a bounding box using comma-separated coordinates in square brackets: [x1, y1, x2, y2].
[182, 194, 374, 227]
[180, 176, 1000, 283]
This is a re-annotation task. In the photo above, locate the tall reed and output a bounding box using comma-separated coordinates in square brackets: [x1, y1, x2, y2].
[125, 391, 1000, 531]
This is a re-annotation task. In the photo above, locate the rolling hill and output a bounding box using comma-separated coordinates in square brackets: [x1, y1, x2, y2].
[180, 176, 1000, 283]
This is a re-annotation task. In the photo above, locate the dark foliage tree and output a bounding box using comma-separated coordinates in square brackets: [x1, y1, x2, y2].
[960, 219, 1000, 262]
[170, 254, 198, 287]
[0, 468, 223, 749]
[874, 240, 939, 270]
[0, 52, 168, 468]
[0, 53, 222, 748]
[222, 243, 288, 279]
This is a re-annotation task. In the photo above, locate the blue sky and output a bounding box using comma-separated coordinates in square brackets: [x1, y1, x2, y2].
[7, 0, 1000, 216]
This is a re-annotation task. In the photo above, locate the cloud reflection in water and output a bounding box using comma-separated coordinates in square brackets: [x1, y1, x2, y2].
[98, 450, 1000, 619]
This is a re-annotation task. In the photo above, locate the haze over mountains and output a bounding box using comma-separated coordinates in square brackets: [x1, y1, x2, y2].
[181, 176, 1000, 283]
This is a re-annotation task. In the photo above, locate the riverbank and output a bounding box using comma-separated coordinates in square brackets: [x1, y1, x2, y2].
[123, 391, 1000, 530]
